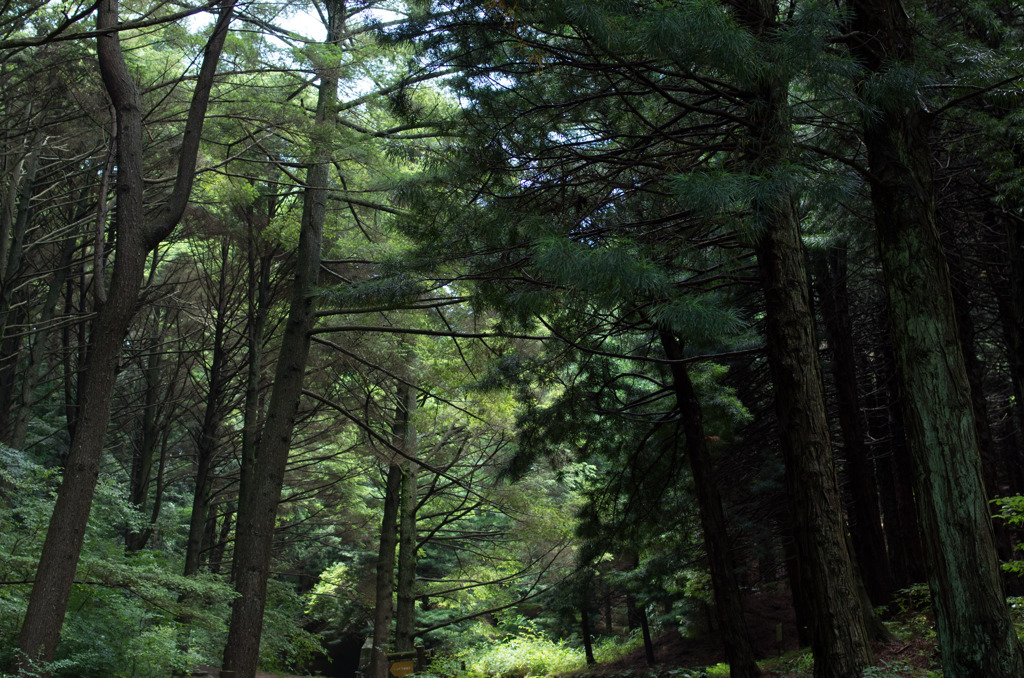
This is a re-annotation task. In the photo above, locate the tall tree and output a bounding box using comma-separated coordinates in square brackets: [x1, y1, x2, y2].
[661, 330, 761, 678]
[13, 0, 235, 670]
[221, 1, 343, 674]
[738, 2, 875, 671]
[395, 374, 420, 653]
[848, 0, 1024, 674]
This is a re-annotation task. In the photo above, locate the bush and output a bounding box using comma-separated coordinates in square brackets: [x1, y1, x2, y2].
[467, 632, 583, 678]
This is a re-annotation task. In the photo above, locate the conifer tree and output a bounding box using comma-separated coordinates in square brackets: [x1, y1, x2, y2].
[221, 2, 344, 675]
[848, 0, 1024, 673]
[13, 0, 236, 670]
[396, 1, 876, 674]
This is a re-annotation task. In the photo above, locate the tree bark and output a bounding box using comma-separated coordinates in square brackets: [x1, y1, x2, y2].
[368, 462, 403, 678]
[395, 395, 419, 654]
[234, 239, 274, 571]
[748, 77, 873, 678]
[580, 569, 595, 666]
[848, 0, 1024, 674]
[370, 375, 417, 677]
[184, 239, 231, 577]
[13, 0, 234, 670]
[126, 320, 164, 553]
[660, 331, 761, 678]
[0, 143, 40, 440]
[945, 242, 1013, 561]
[726, 0, 875, 671]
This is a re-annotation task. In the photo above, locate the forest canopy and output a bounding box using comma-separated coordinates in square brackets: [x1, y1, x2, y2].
[1, 1, 1024, 678]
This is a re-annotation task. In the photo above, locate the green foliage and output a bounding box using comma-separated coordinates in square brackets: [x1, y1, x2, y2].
[305, 559, 372, 631]
[533, 237, 669, 305]
[892, 584, 931, 615]
[425, 624, 644, 678]
[858, 660, 939, 677]
[259, 580, 325, 674]
[0, 446, 234, 677]
[993, 496, 1024, 576]
[467, 631, 582, 677]
[760, 647, 943, 678]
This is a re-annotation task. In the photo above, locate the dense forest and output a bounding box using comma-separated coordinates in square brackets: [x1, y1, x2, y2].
[1, 0, 1023, 677]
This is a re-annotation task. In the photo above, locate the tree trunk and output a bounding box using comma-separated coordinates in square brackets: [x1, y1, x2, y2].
[369, 462, 403, 678]
[945, 242, 1013, 561]
[624, 552, 655, 665]
[395, 448, 419, 650]
[184, 239, 231, 577]
[234, 241, 274, 575]
[220, 4, 340, 675]
[580, 570, 595, 666]
[0, 143, 41, 440]
[13, 0, 234, 670]
[9, 225, 79, 450]
[849, 0, 1024, 673]
[726, 0, 875, 670]
[748, 82, 873, 678]
[126, 325, 163, 552]
[370, 375, 417, 676]
[660, 331, 761, 678]
[870, 343, 927, 589]
[813, 247, 894, 605]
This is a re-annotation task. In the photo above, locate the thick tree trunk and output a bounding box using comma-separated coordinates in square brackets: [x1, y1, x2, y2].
[660, 331, 761, 678]
[727, 0, 874, 671]
[945, 244, 1013, 561]
[849, 0, 1024, 674]
[395, 454, 419, 651]
[234, 243, 273, 567]
[749, 81, 873, 678]
[220, 5, 340, 675]
[13, 1, 234, 670]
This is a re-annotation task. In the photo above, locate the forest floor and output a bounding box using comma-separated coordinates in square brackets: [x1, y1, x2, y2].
[574, 592, 940, 677]
[207, 593, 941, 678]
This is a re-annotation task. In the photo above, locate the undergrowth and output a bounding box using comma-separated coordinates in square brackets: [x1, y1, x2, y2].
[424, 627, 644, 678]
[416, 583, 1024, 678]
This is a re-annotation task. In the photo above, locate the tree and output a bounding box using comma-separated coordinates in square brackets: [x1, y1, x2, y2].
[394, 2, 877, 674]
[13, 0, 236, 669]
[220, 2, 344, 675]
[848, 0, 1024, 673]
